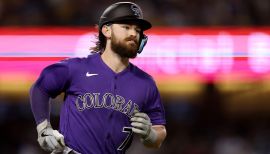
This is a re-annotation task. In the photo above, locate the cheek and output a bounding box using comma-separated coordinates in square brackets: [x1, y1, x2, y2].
[115, 32, 125, 40]
[111, 33, 121, 42]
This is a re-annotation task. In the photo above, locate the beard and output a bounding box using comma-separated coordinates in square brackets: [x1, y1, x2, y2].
[111, 32, 139, 59]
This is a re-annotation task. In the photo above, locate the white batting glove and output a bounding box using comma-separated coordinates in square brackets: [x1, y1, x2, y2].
[130, 112, 157, 143]
[37, 119, 65, 152]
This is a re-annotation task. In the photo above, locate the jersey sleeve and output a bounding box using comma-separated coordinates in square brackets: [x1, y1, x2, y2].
[144, 80, 166, 126]
[30, 60, 70, 124]
[35, 60, 70, 98]
[30, 83, 50, 124]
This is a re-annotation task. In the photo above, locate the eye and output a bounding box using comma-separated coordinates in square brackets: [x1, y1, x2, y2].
[135, 28, 141, 33]
[122, 25, 130, 30]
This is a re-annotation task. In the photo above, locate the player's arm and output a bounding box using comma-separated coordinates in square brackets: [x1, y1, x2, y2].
[131, 78, 167, 148]
[131, 112, 167, 148]
[150, 125, 167, 148]
[143, 125, 166, 148]
[30, 62, 69, 152]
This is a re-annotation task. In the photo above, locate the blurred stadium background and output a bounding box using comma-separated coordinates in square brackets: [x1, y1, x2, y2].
[1, 0, 270, 154]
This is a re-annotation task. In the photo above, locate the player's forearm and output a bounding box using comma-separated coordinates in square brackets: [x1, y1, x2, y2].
[30, 84, 51, 124]
[142, 125, 167, 148]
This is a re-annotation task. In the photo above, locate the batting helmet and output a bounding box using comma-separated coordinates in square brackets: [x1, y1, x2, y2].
[98, 2, 152, 31]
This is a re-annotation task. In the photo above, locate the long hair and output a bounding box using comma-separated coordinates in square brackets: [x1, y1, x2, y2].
[90, 30, 107, 54]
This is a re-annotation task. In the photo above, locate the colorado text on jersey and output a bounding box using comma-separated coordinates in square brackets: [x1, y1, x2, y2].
[75, 92, 140, 118]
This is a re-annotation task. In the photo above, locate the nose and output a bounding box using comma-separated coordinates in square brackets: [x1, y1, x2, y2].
[129, 29, 137, 37]
[128, 26, 139, 38]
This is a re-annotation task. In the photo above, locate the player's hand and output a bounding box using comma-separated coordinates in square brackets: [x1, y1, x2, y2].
[36, 119, 65, 152]
[130, 112, 157, 143]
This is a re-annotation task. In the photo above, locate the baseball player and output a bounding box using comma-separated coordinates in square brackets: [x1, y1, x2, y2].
[30, 2, 166, 154]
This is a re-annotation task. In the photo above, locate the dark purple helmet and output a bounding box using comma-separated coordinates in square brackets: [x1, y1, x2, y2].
[99, 2, 152, 31]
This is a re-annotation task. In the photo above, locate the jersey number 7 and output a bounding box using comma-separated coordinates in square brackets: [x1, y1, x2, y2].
[117, 127, 133, 151]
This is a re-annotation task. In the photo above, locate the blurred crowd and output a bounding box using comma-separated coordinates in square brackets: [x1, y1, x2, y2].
[0, 0, 270, 26]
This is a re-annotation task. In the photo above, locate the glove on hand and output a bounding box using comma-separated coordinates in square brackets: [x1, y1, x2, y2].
[37, 120, 65, 152]
[130, 112, 157, 143]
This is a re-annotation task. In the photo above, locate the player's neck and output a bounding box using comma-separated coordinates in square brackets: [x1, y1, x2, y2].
[101, 49, 129, 73]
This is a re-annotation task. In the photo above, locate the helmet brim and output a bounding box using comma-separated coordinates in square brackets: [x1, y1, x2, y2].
[101, 17, 152, 31]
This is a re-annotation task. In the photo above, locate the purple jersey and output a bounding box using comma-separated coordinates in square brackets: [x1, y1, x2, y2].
[35, 53, 166, 154]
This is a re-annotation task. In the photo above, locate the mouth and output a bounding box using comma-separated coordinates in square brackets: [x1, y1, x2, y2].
[127, 40, 136, 44]
[126, 40, 138, 46]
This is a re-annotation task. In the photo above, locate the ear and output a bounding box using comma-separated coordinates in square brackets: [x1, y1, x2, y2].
[101, 24, 111, 39]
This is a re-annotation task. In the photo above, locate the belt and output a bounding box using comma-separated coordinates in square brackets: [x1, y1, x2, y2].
[51, 146, 81, 154]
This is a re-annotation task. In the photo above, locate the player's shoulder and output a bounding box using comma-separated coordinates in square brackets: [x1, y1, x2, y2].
[59, 53, 99, 65]
[42, 54, 97, 73]
[130, 63, 156, 84]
